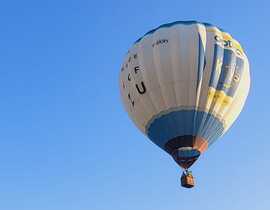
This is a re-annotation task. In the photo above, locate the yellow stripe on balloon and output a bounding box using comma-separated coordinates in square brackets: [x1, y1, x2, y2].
[206, 87, 233, 111]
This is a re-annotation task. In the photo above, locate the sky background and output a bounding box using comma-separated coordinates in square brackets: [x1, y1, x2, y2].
[0, 0, 269, 209]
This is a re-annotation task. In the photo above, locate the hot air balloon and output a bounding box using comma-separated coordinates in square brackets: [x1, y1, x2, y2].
[119, 21, 250, 188]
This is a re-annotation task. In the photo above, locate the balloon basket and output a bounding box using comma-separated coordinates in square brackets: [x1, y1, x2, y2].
[181, 170, 195, 188]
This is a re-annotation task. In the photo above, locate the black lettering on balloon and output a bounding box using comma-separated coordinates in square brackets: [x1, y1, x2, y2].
[214, 35, 221, 42]
[128, 73, 131, 81]
[136, 81, 146, 94]
[134, 66, 140, 74]
[152, 39, 169, 47]
[128, 93, 135, 107]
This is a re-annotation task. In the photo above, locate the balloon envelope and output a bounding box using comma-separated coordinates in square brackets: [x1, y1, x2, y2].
[119, 21, 250, 169]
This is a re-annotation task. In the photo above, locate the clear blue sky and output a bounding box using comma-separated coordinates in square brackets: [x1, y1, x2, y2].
[0, 0, 269, 209]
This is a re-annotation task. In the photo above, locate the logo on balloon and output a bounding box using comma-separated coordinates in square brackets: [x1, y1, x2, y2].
[214, 35, 243, 56]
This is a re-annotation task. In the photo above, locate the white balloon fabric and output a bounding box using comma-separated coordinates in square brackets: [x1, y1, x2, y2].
[119, 21, 250, 169]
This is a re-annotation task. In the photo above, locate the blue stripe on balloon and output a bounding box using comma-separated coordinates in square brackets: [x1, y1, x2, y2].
[209, 44, 223, 89]
[209, 44, 245, 98]
[216, 48, 236, 95]
[146, 109, 224, 150]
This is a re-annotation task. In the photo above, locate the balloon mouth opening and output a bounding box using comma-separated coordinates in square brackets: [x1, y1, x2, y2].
[164, 135, 208, 169]
[171, 147, 201, 169]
